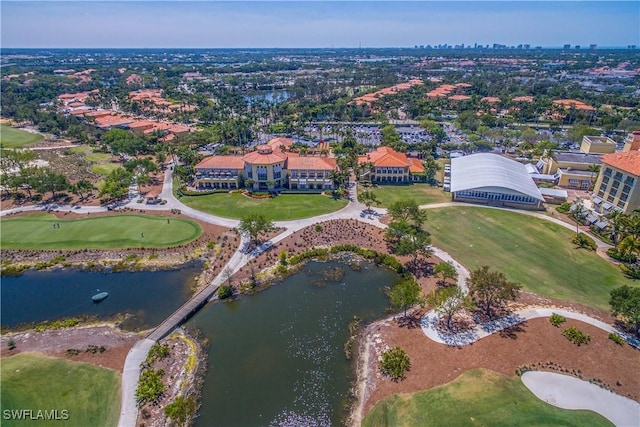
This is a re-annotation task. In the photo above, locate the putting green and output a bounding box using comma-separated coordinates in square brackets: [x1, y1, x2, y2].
[0, 124, 44, 148]
[1, 352, 120, 427]
[363, 369, 611, 426]
[0, 213, 202, 249]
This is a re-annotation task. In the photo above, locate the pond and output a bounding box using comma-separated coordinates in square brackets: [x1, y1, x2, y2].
[0, 263, 202, 331]
[191, 260, 398, 426]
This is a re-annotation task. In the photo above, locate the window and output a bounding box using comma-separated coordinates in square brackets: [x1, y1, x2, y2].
[602, 176, 609, 185]
[607, 195, 615, 203]
[617, 200, 626, 208]
[614, 172, 623, 180]
[609, 187, 618, 196]
[625, 176, 635, 185]
[612, 180, 620, 189]
[597, 189, 605, 197]
[603, 168, 612, 177]
[620, 193, 628, 202]
[622, 185, 631, 194]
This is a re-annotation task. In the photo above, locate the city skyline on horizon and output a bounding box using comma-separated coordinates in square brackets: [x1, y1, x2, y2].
[1, 1, 638, 49]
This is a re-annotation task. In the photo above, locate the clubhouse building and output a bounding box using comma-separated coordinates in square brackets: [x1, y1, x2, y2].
[194, 138, 337, 191]
[194, 139, 427, 191]
[450, 153, 545, 210]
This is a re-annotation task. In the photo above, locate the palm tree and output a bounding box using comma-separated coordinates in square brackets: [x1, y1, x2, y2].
[572, 198, 586, 237]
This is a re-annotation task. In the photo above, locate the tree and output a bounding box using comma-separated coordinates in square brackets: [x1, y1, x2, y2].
[610, 285, 640, 336]
[164, 395, 196, 427]
[378, 346, 411, 381]
[427, 286, 473, 330]
[467, 266, 521, 319]
[359, 189, 380, 212]
[238, 213, 274, 247]
[381, 124, 407, 152]
[422, 155, 441, 184]
[389, 277, 423, 318]
[571, 198, 586, 237]
[567, 124, 600, 143]
[388, 199, 427, 228]
[394, 229, 433, 270]
[30, 168, 69, 199]
[434, 261, 458, 286]
[99, 167, 133, 202]
[72, 179, 96, 201]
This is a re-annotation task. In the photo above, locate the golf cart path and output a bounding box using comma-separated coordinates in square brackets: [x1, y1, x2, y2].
[521, 371, 640, 426]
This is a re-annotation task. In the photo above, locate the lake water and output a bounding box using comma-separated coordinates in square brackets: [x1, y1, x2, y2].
[0, 263, 202, 331]
[191, 260, 398, 427]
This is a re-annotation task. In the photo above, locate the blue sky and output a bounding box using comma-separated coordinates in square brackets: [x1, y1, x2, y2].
[2, 1, 639, 48]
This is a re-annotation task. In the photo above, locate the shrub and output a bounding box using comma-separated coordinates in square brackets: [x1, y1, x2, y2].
[379, 346, 411, 381]
[315, 224, 323, 232]
[619, 264, 640, 279]
[562, 326, 590, 346]
[556, 202, 571, 214]
[7, 339, 16, 350]
[572, 233, 597, 251]
[607, 248, 637, 264]
[146, 343, 170, 365]
[218, 284, 233, 299]
[164, 395, 196, 425]
[549, 313, 566, 327]
[608, 332, 625, 346]
[279, 250, 288, 266]
[135, 368, 165, 406]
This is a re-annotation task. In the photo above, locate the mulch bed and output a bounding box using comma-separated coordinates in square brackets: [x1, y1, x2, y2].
[363, 309, 640, 414]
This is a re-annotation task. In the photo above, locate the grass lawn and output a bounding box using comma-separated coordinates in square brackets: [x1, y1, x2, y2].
[0, 213, 202, 249]
[92, 163, 121, 175]
[179, 192, 348, 221]
[70, 146, 92, 154]
[85, 152, 113, 163]
[363, 369, 611, 427]
[1, 353, 120, 427]
[360, 183, 450, 208]
[0, 124, 43, 148]
[426, 207, 636, 310]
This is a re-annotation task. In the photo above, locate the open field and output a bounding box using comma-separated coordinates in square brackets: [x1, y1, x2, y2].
[1, 352, 120, 427]
[179, 192, 348, 220]
[91, 163, 121, 175]
[363, 369, 611, 426]
[360, 183, 450, 207]
[0, 213, 202, 249]
[426, 207, 636, 310]
[0, 125, 44, 148]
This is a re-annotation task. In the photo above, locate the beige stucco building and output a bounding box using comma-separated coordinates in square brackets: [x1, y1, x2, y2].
[592, 151, 640, 214]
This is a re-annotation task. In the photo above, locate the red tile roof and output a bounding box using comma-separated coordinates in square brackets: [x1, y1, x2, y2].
[553, 99, 595, 111]
[359, 146, 411, 168]
[242, 149, 286, 165]
[601, 151, 640, 176]
[195, 156, 245, 170]
[408, 157, 425, 173]
[287, 156, 337, 170]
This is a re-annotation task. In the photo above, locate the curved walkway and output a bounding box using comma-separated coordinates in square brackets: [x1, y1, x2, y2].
[521, 371, 640, 426]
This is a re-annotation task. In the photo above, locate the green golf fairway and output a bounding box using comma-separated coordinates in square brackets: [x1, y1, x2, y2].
[0, 213, 202, 249]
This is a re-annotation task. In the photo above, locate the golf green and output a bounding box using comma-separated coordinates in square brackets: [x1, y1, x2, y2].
[0, 213, 202, 249]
